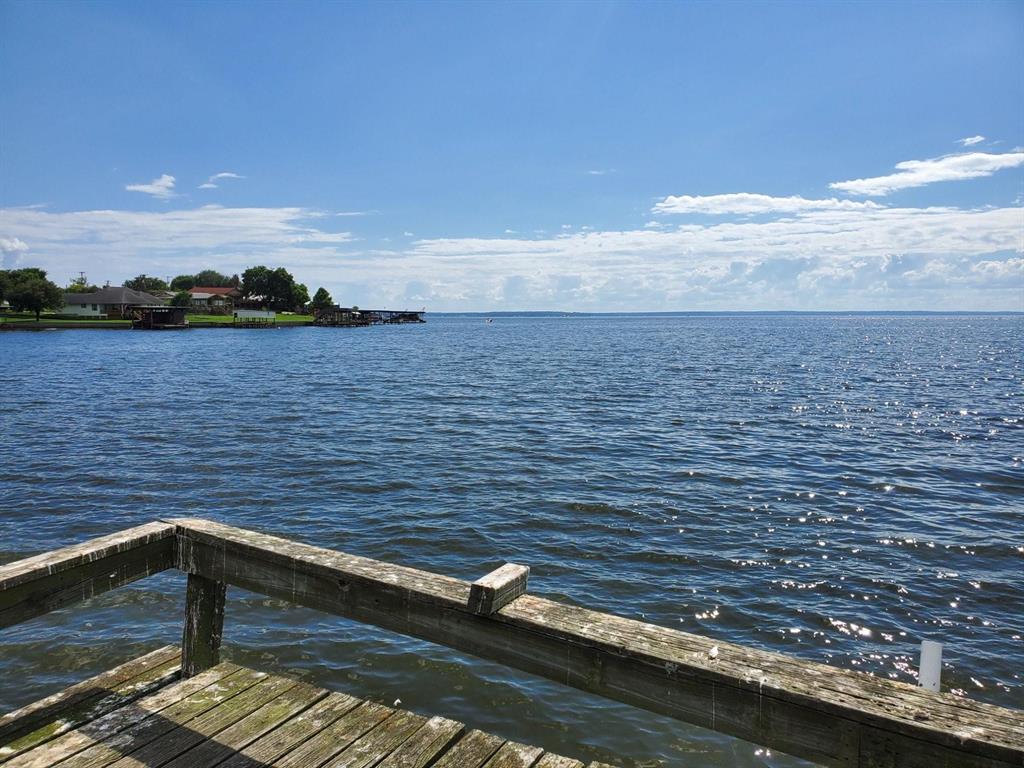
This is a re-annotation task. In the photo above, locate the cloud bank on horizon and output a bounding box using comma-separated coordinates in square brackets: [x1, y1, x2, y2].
[2, 146, 1021, 312]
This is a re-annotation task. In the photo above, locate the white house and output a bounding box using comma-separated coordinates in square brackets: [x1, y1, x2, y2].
[62, 287, 163, 318]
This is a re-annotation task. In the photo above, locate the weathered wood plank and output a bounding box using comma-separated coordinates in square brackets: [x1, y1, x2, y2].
[50, 667, 266, 768]
[468, 564, 529, 615]
[0, 645, 179, 751]
[0, 658, 180, 764]
[180, 573, 226, 678]
[483, 741, 544, 768]
[159, 680, 326, 768]
[376, 716, 464, 768]
[0, 523, 174, 591]
[216, 691, 361, 768]
[273, 702, 393, 768]
[0, 523, 176, 629]
[322, 710, 427, 768]
[169, 518, 1024, 768]
[535, 755, 584, 768]
[6, 664, 245, 768]
[431, 730, 505, 768]
[102, 674, 293, 768]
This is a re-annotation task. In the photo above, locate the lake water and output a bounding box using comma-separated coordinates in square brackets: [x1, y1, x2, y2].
[1, 314, 1021, 766]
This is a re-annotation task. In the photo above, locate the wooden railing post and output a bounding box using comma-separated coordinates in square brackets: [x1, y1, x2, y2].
[181, 573, 226, 678]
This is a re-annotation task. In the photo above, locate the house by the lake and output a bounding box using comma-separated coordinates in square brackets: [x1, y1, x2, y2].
[188, 286, 240, 310]
[62, 286, 164, 318]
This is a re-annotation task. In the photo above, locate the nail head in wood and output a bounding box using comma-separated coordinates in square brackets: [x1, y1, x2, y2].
[468, 563, 529, 615]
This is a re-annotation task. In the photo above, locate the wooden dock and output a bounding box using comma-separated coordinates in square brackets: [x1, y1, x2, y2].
[313, 306, 425, 327]
[0, 647, 608, 768]
[2, 519, 1022, 768]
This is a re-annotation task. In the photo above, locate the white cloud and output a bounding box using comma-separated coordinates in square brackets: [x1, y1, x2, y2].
[958, 135, 986, 146]
[971, 257, 1024, 282]
[198, 171, 245, 190]
[408, 206, 1022, 264]
[1, 197, 1021, 311]
[334, 210, 376, 217]
[0, 236, 29, 254]
[125, 174, 177, 199]
[830, 151, 1024, 196]
[653, 193, 882, 215]
[0, 205, 353, 274]
[587, 169, 613, 176]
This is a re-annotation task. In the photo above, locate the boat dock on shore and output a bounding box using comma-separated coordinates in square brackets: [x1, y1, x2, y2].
[2, 520, 1021, 767]
[314, 306, 425, 327]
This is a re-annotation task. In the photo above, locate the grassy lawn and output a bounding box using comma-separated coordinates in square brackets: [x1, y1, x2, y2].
[275, 314, 313, 324]
[0, 313, 130, 325]
[1, 311, 313, 327]
[188, 313, 313, 324]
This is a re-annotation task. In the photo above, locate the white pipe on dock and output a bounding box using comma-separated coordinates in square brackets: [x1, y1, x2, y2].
[919, 639, 943, 692]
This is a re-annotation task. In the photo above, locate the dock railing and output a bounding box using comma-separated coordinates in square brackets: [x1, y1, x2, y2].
[1, 519, 1021, 767]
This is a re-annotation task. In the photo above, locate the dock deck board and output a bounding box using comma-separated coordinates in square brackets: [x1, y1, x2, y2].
[1, 651, 616, 768]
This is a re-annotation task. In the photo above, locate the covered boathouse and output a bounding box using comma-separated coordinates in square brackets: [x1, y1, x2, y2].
[131, 306, 188, 329]
[314, 305, 425, 326]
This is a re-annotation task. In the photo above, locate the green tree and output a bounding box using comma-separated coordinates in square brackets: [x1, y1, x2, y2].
[5, 268, 64, 320]
[311, 286, 333, 311]
[124, 274, 168, 293]
[67, 273, 99, 293]
[240, 265, 307, 310]
[170, 274, 196, 291]
[170, 290, 192, 307]
[192, 269, 233, 287]
[240, 266, 270, 306]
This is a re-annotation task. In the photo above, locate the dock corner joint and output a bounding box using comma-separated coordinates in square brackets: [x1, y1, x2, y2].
[2, 518, 1022, 768]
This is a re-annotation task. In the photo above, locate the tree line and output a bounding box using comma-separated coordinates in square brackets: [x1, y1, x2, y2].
[0, 268, 64, 320]
[1, 265, 336, 318]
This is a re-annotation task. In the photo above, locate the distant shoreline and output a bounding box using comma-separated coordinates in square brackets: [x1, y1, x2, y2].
[2, 309, 1021, 332]
[437, 310, 1024, 317]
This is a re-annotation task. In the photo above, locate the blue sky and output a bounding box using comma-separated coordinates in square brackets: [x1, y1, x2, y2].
[1, 0, 1022, 310]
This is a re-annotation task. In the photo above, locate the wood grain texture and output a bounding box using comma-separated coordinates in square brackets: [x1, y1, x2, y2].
[0, 523, 175, 629]
[376, 716, 464, 768]
[169, 517, 1024, 768]
[6, 653, 627, 768]
[180, 574, 226, 678]
[5, 664, 244, 768]
[102, 673, 288, 768]
[468, 564, 529, 615]
[0, 523, 174, 592]
[56, 667, 267, 768]
[273, 702, 393, 768]
[216, 691, 361, 768]
[159, 681, 326, 768]
[483, 741, 544, 768]
[0, 647, 180, 764]
[322, 710, 427, 768]
[430, 730, 505, 768]
[535, 756, 584, 768]
[0, 646, 179, 749]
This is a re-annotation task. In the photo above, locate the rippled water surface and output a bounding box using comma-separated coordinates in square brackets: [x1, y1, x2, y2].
[1, 314, 1022, 766]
